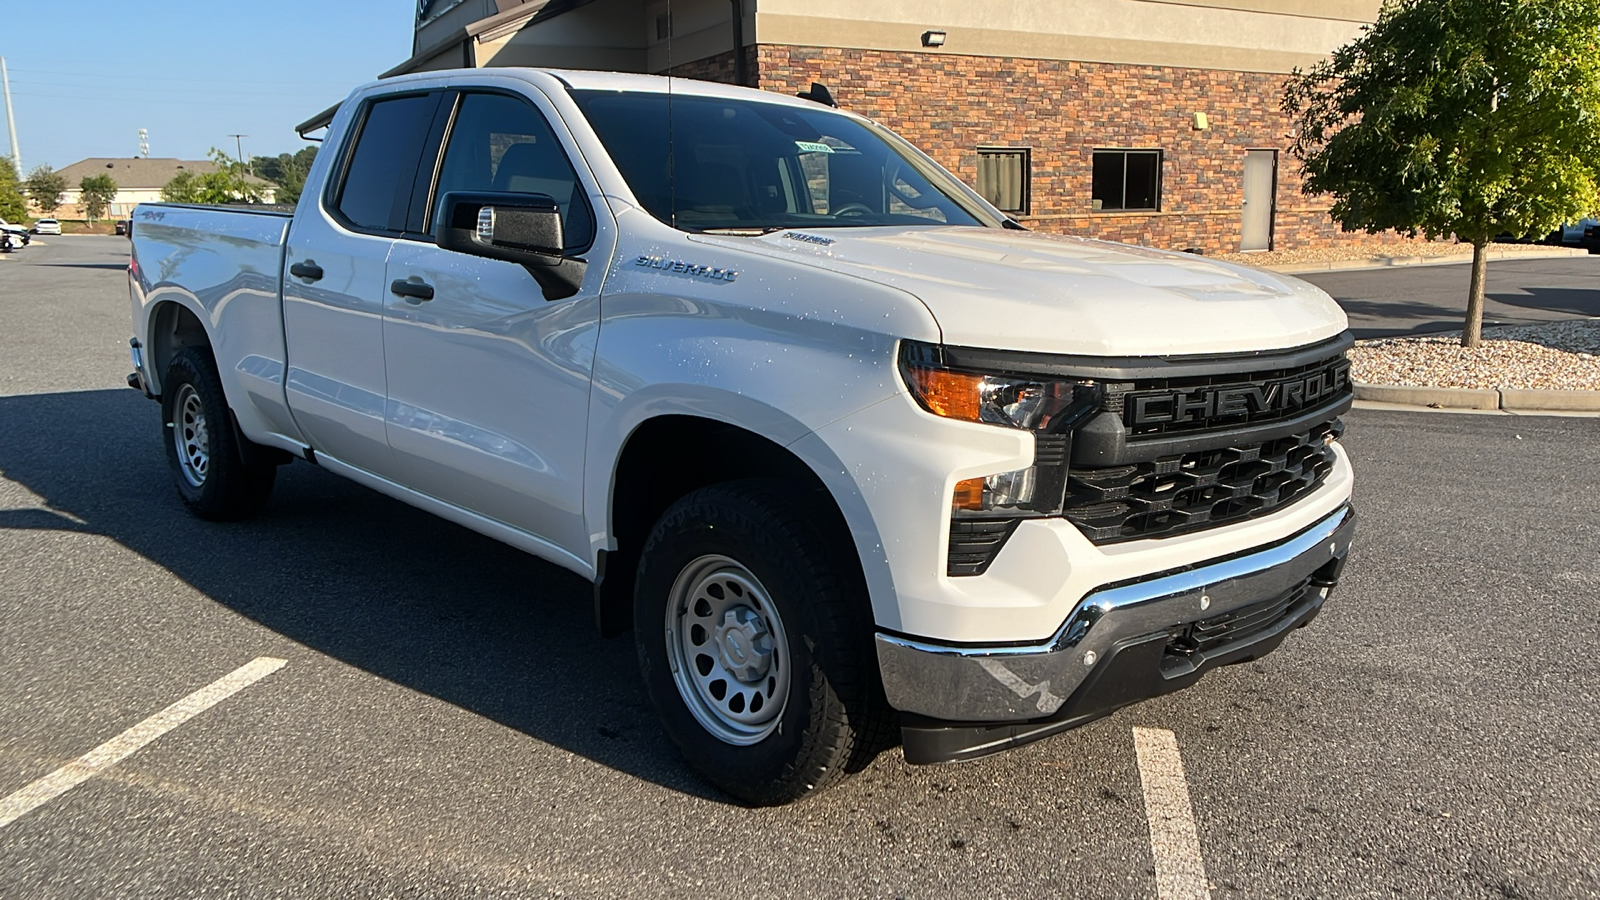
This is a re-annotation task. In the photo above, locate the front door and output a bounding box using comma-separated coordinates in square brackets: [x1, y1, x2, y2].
[1241, 149, 1277, 252]
[381, 89, 612, 558]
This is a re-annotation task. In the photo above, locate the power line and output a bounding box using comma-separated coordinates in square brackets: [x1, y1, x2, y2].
[7, 66, 354, 88]
[9, 81, 334, 99]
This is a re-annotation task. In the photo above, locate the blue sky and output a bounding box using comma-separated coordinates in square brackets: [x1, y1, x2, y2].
[1, 1, 414, 172]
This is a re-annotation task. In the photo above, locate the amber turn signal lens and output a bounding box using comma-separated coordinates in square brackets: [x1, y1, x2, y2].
[908, 367, 985, 422]
[953, 477, 986, 511]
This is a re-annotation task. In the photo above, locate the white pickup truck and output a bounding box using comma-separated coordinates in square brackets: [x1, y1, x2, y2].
[129, 68, 1356, 805]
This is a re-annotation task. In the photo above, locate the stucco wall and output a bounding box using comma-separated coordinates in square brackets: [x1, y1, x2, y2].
[753, 0, 1372, 74]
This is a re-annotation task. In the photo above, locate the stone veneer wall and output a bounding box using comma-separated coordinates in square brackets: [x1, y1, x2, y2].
[672, 43, 1416, 254]
[667, 47, 755, 87]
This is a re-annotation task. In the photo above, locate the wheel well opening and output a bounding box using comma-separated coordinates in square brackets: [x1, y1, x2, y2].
[149, 303, 211, 396]
[596, 415, 863, 637]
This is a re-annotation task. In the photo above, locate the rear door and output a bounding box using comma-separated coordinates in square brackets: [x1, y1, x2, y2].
[282, 90, 446, 473]
[380, 88, 613, 557]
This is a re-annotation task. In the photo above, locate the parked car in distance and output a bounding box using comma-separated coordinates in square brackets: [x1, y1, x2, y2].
[33, 218, 63, 236]
[114, 219, 130, 236]
[0, 217, 31, 246]
[1560, 218, 1599, 253]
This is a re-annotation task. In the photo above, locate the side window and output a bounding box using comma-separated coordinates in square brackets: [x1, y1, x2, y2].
[977, 148, 1030, 215]
[434, 93, 595, 251]
[1091, 149, 1162, 212]
[335, 93, 440, 232]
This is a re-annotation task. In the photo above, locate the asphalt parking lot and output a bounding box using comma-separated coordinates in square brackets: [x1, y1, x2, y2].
[1299, 256, 1600, 337]
[2, 236, 1598, 898]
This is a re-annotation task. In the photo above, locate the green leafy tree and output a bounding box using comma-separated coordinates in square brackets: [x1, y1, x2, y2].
[159, 150, 265, 205]
[251, 146, 316, 205]
[208, 148, 262, 202]
[25, 165, 68, 216]
[1283, 0, 1600, 347]
[160, 170, 204, 203]
[0, 157, 27, 222]
[79, 173, 119, 222]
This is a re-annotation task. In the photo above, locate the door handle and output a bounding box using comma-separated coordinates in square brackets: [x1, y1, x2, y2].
[289, 260, 324, 281]
[390, 278, 435, 302]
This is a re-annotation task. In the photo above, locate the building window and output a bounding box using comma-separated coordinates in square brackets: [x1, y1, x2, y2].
[1092, 150, 1162, 211]
[976, 148, 1030, 215]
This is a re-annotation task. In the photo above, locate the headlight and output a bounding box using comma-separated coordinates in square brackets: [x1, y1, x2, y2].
[902, 366, 1092, 431]
[900, 341, 1100, 517]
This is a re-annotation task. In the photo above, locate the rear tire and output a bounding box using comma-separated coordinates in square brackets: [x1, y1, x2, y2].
[633, 480, 894, 805]
[161, 347, 277, 520]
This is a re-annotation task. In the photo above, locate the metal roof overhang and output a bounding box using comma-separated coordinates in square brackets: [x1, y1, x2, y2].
[380, 0, 599, 78]
[295, 101, 343, 140]
[295, 0, 599, 139]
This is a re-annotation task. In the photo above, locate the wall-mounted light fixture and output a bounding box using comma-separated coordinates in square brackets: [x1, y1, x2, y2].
[1192, 112, 1209, 130]
[922, 30, 947, 47]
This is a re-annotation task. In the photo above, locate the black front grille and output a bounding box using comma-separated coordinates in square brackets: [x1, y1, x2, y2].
[1110, 353, 1352, 439]
[1062, 419, 1340, 544]
[947, 520, 1020, 576]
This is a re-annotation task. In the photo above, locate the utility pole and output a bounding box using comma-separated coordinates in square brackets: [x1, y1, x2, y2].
[1, 57, 20, 174]
[225, 134, 250, 200]
[227, 134, 248, 171]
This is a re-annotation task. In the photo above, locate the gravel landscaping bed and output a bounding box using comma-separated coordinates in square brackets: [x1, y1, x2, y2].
[1349, 318, 1600, 390]
[1213, 240, 1572, 267]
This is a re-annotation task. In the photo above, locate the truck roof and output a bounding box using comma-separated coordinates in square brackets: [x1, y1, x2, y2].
[395, 67, 823, 107]
[300, 68, 836, 137]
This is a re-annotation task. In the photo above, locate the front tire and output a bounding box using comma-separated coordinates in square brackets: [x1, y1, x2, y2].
[634, 480, 894, 805]
[160, 347, 276, 520]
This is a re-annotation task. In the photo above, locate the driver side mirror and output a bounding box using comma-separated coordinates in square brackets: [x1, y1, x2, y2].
[434, 191, 586, 301]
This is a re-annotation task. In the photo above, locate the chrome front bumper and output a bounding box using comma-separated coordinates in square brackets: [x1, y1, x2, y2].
[876, 505, 1356, 725]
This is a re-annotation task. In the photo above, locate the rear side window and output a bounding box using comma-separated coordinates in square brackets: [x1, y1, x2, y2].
[432, 93, 594, 251]
[335, 94, 440, 232]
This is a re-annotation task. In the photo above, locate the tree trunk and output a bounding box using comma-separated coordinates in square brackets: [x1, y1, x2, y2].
[1462, 240, 1489, 348]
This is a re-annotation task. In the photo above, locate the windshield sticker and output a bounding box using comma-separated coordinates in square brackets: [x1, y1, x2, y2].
[795, 141, 835, 155]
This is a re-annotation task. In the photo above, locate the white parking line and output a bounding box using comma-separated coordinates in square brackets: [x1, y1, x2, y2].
[1133, 726, 1212, 900]
[0, 657, 286, 829]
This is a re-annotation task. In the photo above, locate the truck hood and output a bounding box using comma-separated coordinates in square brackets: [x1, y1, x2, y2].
[692, 227, 1348, 357]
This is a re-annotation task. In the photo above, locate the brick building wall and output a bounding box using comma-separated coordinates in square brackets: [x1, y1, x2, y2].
[671, 43, 1418, 254]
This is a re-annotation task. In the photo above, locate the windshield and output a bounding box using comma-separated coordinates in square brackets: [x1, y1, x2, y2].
[570, 90, 999, 232]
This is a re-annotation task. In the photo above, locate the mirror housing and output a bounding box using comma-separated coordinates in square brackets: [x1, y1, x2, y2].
[434, 191, 586, 301]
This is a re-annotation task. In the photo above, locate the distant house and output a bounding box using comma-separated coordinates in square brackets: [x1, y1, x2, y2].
[44, 158, 276, 218]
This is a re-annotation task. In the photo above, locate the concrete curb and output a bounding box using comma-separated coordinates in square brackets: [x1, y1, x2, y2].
[1261, 246, 1586, 274]
[1354, 382, 1600, 412]
[1498, 387, 1600, 412]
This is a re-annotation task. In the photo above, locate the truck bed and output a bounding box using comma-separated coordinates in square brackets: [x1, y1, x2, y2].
[130, 203, 301, 452]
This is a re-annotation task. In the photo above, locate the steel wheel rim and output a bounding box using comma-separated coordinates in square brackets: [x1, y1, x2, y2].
[664, 554, 791, 746]
[173, 383, 210, 488]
